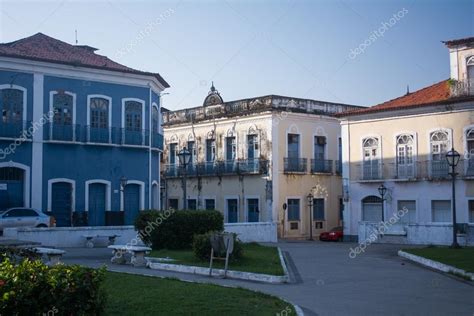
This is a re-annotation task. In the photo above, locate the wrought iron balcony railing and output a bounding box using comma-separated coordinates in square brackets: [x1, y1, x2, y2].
[311, 159, 333, 174]
[450, 78, 474, 97]
[364, 160, 473, 181]
[284, 158, 307, 173]
[465, 158, 474, 177]
[87, 126, 111, 144]
[355, 161, 383, 181]
[42, 123, 160, 148]
[163, 159, 269, 178]
[151, 132, 163, 149]
[335, 160, 342, 175]
[0, 121, 31, 139]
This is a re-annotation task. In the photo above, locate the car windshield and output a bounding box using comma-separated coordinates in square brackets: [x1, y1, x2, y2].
[330, 226, 342, 232]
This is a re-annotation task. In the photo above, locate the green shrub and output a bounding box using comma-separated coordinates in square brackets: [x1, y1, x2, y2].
[0, 258, 106, 315]
[192, 232, 243, 261]
[135, 210, 224, 249]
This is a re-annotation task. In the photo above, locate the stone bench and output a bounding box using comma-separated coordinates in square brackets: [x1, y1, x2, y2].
[108, 245, 152, 267]
[82, 234, 121, 248]
[34, 247, 66, 265]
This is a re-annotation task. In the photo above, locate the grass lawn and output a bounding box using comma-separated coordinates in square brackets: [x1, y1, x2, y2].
[104, 272, 293, 315]
[149, 243, 284, 276]
[404, 247, 474, 273]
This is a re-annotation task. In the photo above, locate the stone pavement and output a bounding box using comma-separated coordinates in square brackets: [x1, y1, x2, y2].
[62, 241, 474, 316]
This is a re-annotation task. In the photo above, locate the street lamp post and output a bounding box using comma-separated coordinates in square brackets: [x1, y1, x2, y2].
[307, 193, 314, 241]
[178, 147, 192, 210]
[446, 148, 461, 248]
[120, 176, 128, 192]
[378, 184, 387, 222]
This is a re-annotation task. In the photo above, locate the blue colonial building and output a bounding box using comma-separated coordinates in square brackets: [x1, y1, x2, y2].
[0, 33, 168, 226]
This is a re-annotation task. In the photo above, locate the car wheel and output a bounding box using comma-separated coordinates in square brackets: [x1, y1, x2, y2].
[36, 224, 47, 228]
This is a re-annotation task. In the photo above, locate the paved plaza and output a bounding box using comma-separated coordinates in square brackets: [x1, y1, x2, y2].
[63, 241, 474, 316]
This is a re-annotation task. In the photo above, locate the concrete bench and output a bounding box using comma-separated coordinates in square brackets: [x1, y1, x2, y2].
[108, 245, 151, 267]
[34, 247, 65, 265]
[82, 234, 121, 248]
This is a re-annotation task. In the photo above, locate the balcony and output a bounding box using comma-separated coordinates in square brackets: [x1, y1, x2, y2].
[42, 122, 159, 148]
[151, 132, 163, 150]
[237, 159, 268, 174]
[87, 126, 111, 144]
[355, 161, 383, 181]
[450, 78, 474, 97]
[465, 158, 474, 177]
[0, 121, 31, 139]
[163, 159, 269, 178]
[311, 159, 333, 174]
[284, 158, 307, 173]
[335, 160, 342, 175]
[429, 160, 450, 179]
[46, 123, 80, 142]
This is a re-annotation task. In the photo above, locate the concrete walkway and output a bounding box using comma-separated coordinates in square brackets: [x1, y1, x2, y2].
[62, 241, 474, 316]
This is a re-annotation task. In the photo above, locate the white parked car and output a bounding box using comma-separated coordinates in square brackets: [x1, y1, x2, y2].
[0, 208, 55, 231]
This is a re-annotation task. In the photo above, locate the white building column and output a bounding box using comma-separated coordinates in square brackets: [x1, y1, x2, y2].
[31, 73, 44, 209]
[341, 122, 353, 239]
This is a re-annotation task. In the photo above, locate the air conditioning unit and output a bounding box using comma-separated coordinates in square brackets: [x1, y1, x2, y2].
[316, 136, 327, 145]
[314, 221, 324, 229]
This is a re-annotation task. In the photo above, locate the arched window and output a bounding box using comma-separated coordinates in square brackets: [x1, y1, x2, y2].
[53, 93, 73, 126]
[1, 88, 23, 124]
[466, 128, 474, 175]
[362, 195, 383, 222]
[467, 56, 474, 89]
[430, 130, 450, 177]
[362, 137, 380, 179]
[430, 130, 449, 160]
[90, 97, 109, 129]
[123, 100, 143, 145]
[51, 92, 74, 141]
[396, 134, 414, 178]
[88, 97, 110, 143]
[125, 101, 142, 132]
[152, 105, 159, 134]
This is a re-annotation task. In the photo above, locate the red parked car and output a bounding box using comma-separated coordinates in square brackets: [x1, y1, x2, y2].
[319, 226, 343, 242]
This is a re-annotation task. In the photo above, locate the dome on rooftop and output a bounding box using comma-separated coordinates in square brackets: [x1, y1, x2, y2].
[203, 82, 223, 106]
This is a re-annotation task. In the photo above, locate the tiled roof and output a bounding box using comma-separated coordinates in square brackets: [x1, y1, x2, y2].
[336, 79, 470, 117]
[0, 33, 169, 88]
[442, 37, 474, 48]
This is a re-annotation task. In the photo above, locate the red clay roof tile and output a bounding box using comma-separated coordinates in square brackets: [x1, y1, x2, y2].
[0, 33, 169, 88]
[337, 80, 461, 117]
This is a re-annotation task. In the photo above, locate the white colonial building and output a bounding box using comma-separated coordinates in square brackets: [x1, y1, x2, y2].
[339, 37, 474, 246]
[161, 84, 361, 239]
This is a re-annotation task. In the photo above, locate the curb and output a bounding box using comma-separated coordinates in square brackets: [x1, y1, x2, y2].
[398, 250, 474, 281]
[146, 246, 289, 284]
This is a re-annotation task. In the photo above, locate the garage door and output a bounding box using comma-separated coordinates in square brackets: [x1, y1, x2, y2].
[52, 182, 72, 227]
[88, 183, 106, 226]
[124, 184, 140, 225]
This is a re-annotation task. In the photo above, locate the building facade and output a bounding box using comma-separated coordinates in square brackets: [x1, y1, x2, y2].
[162, 85, 361, 238]
[339, 37, 474, 245]
[0, 33, 168, 226]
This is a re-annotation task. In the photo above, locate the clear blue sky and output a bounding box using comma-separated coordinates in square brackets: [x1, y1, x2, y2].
[0, 0, 472, 110]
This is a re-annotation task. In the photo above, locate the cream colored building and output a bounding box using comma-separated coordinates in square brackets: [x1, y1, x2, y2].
[339, 37, 474, 245]
[162, 85, 360, 239]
